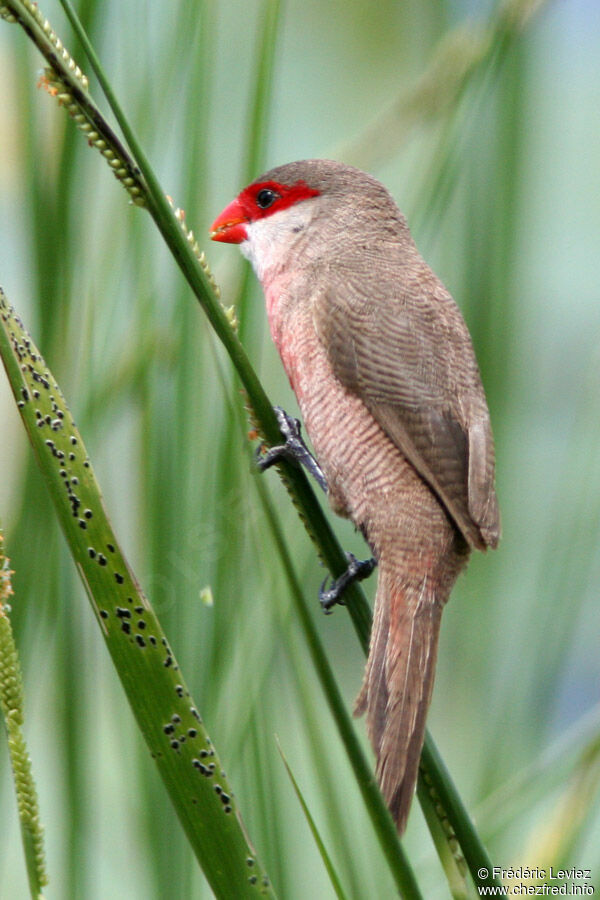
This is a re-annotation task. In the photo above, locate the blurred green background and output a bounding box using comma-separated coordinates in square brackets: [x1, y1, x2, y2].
[1, 0, 600, 897]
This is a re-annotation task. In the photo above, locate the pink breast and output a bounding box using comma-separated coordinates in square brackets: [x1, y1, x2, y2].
[264, 281, 306, 401]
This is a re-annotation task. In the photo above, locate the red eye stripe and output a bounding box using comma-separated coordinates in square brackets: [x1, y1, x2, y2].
[238, 180, 320, 221]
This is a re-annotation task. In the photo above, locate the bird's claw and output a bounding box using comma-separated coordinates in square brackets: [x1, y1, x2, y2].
[255, 406, 328, 492]
[255, 407, 301, 471]
[319, 553, 377, 613]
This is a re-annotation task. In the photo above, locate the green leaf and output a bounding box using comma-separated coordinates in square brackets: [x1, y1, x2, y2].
[0, 289, 275, 899]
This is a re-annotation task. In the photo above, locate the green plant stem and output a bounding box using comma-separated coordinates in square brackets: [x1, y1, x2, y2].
[421, 738, 498, 893]
[0, 534, 48, 899]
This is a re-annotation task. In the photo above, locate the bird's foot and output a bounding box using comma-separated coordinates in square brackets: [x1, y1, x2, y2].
[320, 553, 377, 613]
[255, 406, 328, 492]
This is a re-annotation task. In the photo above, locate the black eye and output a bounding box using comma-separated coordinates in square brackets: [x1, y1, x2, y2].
[256, 188, 279, 209]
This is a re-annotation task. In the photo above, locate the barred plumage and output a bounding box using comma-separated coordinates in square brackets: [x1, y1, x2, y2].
[211, 158, 499, 832]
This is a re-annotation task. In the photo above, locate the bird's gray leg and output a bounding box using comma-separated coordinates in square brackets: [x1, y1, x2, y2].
[319, 553, 377, 613]
[256, 407, 377, 613]
[256, 406, 328, 492]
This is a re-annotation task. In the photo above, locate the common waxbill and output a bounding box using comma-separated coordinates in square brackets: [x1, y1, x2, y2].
[210, 159, 499, 833]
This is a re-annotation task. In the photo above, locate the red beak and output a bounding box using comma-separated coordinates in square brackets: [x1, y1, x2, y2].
[209, 197, 249, 244]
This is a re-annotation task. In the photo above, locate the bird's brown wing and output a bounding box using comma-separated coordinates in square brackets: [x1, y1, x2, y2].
[312, 277, 500, 550]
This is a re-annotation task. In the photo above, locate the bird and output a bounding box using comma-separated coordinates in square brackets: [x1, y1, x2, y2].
[210, 159, 500, 833]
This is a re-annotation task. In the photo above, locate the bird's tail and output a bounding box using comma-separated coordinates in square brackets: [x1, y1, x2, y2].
[354, 565, 443, 834]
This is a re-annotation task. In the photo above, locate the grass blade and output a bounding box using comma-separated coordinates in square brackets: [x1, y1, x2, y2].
[276, 738, 349, 900]
[0, 290, 275, 899]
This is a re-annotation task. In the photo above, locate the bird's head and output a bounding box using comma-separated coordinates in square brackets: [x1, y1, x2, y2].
[210, 159, 406, 281]
[210, 176, 320, 246]
[211, 162, 334, 280]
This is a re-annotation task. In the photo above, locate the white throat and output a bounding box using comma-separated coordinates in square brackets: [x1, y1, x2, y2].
[240, 202, 316, 283]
